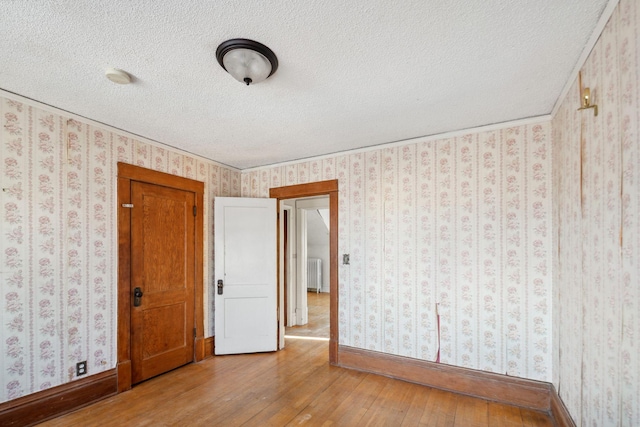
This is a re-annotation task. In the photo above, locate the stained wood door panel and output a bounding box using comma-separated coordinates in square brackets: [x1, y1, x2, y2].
[138, 192, 188, 291]
[131, 181, 195, 384]
[141, 303, 187, 357]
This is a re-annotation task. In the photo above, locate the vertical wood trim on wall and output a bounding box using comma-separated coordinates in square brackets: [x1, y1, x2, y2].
[329, 188, 338, 363]
[117, 175, 132, 392]
[116, 162, 205, 391]
[194, 190, 205, 362]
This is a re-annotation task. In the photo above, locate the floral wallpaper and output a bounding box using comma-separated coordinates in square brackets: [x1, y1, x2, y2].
[2, 4, 636, 422]
[243, 121, 553, 382]
[552, 0, 640, 425]
[0, 94, 240, 403]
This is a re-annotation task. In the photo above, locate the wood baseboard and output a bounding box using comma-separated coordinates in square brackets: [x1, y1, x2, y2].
[550, 386, 576, 427]
[117, 360, 132, 393]
[338, 345, 550, 411]
[204, 336, 214, 358]
[0, 369, 117, 427]
[195, 336, 205, 362]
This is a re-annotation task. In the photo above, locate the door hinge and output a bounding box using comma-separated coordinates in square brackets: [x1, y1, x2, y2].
[193, 205, 197, 216]
[121, 203, 133, 208]
[193, 327, 197, 338]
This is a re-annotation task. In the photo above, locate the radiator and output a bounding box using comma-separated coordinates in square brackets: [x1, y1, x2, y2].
[307, 258, 322, 293]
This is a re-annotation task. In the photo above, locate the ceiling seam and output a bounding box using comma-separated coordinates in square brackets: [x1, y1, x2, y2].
[241, 114, 552, 172]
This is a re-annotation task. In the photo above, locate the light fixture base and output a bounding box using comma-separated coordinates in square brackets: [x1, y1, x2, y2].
[105, 68, 131, 84]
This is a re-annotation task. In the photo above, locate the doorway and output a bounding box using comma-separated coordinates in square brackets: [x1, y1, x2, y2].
[116, 163, 205, 391]
[282, 196, 330, 336]
[270, 180, 338, 364]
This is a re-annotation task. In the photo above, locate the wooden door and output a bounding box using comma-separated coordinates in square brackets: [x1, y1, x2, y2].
[214, 197, 277, 355]
[130, 181, 195, 383]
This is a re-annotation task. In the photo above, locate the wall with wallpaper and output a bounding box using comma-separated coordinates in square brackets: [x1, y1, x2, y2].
[243, 121, 553, 382]
[6, 5, 636, 416]
[552, 0, 639, 425]
[1, 89, 557, 404]
[0, 94, 240, 403]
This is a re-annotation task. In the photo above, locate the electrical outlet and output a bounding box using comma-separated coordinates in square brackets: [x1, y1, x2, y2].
[76, 361, 87, 376]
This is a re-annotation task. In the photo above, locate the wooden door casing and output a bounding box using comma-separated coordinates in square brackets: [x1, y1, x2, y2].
[130, 181, 195, 383]
[117, 163, 204, 392]
[283, 209, 288, 327]
[270, 180, 338, 364]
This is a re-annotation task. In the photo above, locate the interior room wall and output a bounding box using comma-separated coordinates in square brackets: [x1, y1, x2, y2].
[0, 92, 241, 403]
[551, 0, 639, 425]
[306, 212, 330, 292]
[243, 119, 553, 382]
[307, 246, 329, 292]
[4, 2, 633, 413]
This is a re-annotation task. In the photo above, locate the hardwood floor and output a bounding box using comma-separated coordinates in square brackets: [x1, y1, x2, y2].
[39, 292, 553, 426]
[285, 291, 330, 338]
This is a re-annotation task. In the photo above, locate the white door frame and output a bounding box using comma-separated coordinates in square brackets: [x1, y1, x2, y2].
[281, 203, 297, 326]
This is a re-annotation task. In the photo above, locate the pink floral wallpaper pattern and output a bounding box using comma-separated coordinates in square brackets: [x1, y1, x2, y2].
[243, 121, 553, 381]
[2, 5, 637, 425]
[552, 0, 640, 425]
[0, 95, 240, 403]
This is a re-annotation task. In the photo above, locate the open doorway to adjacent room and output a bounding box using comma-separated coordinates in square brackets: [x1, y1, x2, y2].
[271, 180, 338, 363]
[281, 196, 330, 341]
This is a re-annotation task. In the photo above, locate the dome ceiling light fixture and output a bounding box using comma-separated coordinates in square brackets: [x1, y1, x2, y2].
[216, 38, 278, 86]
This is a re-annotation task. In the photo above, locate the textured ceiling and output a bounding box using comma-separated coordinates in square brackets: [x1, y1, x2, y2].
[1, 0, 611, 169]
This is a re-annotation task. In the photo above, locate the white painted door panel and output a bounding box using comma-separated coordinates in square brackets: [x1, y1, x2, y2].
[214, 197, 277, 355]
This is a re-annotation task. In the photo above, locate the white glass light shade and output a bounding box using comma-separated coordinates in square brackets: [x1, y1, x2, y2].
[216, 39, 278, 85]
[222, 48, 272, 85]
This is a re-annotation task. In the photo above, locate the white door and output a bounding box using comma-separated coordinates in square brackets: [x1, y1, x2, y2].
[214, 197, 277, 355]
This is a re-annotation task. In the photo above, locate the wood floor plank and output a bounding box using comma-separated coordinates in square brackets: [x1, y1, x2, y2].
[286, 292, 330, 338]
[521, 407, 555, 427]
[356, 376, 418, 426]
[199, 340, 329, 426]
[283, 368, 367, 426]
[420, 388, 459, 427]
[322, 372, 389, 426]
[488, 402, 526, 426]
[239, 365, 346, 426]
[399, 382, 432, 426]
[155, 352, 286, 424]
[453, 394, 489, 427]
